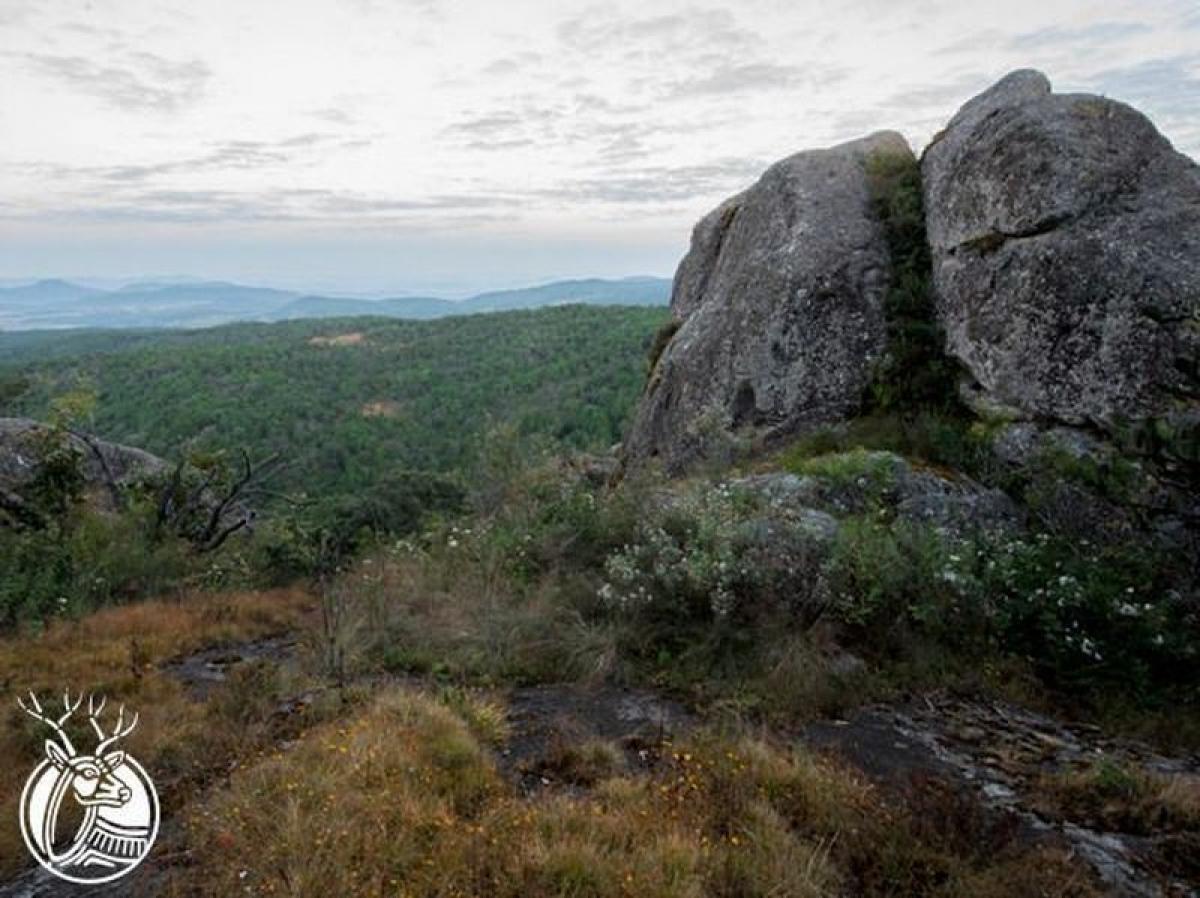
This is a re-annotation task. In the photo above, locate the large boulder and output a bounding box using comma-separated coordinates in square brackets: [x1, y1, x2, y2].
[922, 69, 1200, 439]
[622, 131, 913, 474]
[0, 417, 166, 523]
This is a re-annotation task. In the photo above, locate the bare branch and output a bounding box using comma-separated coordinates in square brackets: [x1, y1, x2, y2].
[155, 460, 185, 530]
[68, 429, 125, 512]
[199, 515, 250, 553]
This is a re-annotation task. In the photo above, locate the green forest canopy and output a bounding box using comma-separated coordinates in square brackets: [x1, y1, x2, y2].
[0, 305, 668, 502]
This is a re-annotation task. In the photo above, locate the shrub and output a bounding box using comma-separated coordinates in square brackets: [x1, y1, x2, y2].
[597, 482, 827, 636]
[973, 534, 1194, 698]
[824, 517, 1196, 701]
[823, 515, 968, 652]
[863, 150, 962, 414]
[0, 501, 192, 627]
[646, 319, 681, 377]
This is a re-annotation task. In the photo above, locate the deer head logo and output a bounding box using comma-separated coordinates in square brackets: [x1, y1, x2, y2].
[17, 690, 159, 885]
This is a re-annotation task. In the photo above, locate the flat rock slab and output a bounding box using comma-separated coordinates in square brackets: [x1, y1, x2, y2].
[161, 634, 298, 698]
[500, 684, 694, 794]
[801, 693, 1200, 897]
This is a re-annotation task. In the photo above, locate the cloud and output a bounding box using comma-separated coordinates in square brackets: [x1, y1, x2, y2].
[829, 107, 888, 139]
[534, 157, 765, 206]
[1088, 54, 1200, 109]
[558, 7, 758, 57]
[0, 2, 29, 26]
[1009, 22, 1151, 50]
[481, 52, 543, 76]
[307, 191, 520, 215]
[442, 112, 528, 138]
[20, 155, 766, 226]
[441, 101, 581, 146]
[311, 107, 356, 125]
[880, 71, 992, 116]
[21, 50, 210, 112]
[934, 30, 1007, 56]
[2, 184, 522, 226]
[19, 134, 353, 185]
[462, 138, 537, 151]
[1086, 54, 1200, 152]
[668, 62, 841, 98]
[344, 0, 440, 17]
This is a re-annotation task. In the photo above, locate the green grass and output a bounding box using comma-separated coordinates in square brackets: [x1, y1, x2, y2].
[783, 448, 904, 504]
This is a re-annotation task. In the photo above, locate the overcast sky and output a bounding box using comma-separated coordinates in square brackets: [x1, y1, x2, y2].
[0, 0, 1197, 295]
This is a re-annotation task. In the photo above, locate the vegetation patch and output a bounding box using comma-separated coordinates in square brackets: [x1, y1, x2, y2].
[525, 736, 626, 786]
[645, 318, 681, 379]
[1, 306, 669, 508]
[1033, 760, 1200, 836]
[0, 588, 314, 878]
[784, 447, 903, 505]
[176, 686, 1101, 898]
[775, 411, 990, 482]
[863, 150, 963, 415]
[308, 331, 367, 347]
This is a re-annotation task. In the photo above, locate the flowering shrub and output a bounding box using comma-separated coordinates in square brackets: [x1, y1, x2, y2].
[597, 483, 827, 627]
[971, 533, 1193, 696]
[826, 519, 1195, 698]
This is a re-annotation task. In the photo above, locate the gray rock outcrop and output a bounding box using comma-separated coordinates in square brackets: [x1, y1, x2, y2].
[622, 131, 914, 474]
[0, 417, 166, 522]
[732, 452, 1023, 540]
[922, 69, 1200, 437]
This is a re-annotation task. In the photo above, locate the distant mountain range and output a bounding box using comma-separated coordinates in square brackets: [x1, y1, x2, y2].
[0, 276, 671, 330]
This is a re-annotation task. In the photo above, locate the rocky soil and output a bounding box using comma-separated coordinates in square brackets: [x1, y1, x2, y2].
[2, 630, 1196, 896]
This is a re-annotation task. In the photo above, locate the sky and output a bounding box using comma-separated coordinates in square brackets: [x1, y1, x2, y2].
[0, 0, 1197, 296]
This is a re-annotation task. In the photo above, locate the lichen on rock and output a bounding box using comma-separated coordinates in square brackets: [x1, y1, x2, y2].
[922, 69, 1200, 442]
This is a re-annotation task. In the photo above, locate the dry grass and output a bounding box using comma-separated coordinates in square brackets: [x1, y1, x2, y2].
[435, 686, 512, 748]
[173, 686, 1102, 898]
[526, 735, 626, 786]
[345, 548, 620, 686]
[1033, 759, 1200, 836]
[0, 588, 314, 876]
[174, 688, 845, 898]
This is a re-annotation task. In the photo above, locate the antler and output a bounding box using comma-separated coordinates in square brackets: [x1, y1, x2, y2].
[87, 694, 138, 755]
[17, 690, 82, 755]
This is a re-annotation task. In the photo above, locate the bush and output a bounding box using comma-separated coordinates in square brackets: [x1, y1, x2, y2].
[824, 517, 1197, 701]
[0, 502, 192, 627]
[863, 150, 962, 414]
[974, 534, 1195, 699]
[597, 482, 827, 634]
[823, 515, 969, 652]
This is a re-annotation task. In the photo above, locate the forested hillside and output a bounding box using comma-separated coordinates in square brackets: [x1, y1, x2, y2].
[0, 305, 668, 501]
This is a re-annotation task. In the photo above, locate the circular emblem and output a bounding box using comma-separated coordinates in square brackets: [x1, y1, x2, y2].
[16, 692, 159, 884]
